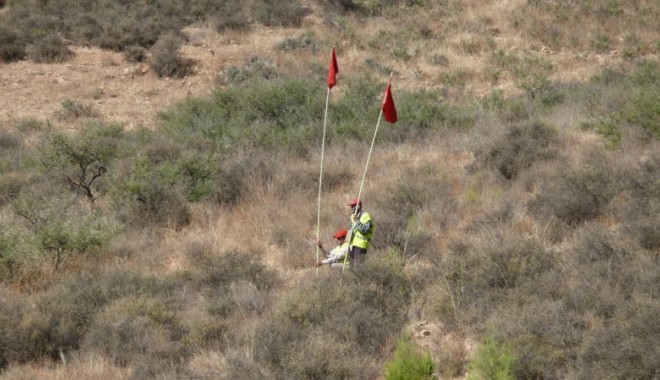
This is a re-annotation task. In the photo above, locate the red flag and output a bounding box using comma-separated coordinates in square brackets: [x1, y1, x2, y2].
[381, 81, 397, 123]
[327, 48, 339, 89]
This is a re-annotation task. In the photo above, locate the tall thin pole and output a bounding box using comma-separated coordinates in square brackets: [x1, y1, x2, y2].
[316, 87, 331, 273]
[343, 73, 393, 271]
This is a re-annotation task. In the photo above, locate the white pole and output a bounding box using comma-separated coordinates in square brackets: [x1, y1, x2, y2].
[316, 87, 331, 273]
[343, 73, 393, 271]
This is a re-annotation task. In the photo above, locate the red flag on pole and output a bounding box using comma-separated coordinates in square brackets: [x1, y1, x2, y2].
[327, 48, 339, 89]
[382, 81, 397, 123]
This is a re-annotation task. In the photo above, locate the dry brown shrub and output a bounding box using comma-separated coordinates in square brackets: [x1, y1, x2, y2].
[82, 295, 189, 369]
[476, 121, 560, 180]
[577, 298, 660, 379]
[488, 296, 583, 379]
[255, 256, 410, 377]
[149, 33, 193, 79]
[26, 34, 73, 63]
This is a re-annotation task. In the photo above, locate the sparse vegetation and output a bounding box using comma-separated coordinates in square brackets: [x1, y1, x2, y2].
[0, 1, 658, 378]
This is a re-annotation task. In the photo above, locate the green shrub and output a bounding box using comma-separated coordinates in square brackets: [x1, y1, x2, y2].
[466, 334, 515, 380]
[162, 78, 323, 153]
[374, 175, 445, 252]
[110, 156, 191, 229]
[214, 153, 274, 206]
[385, 336, 434, 380]
[12, 186, 116, 270]
[15, 118, 47, 134]
[0, 229, 19, 281]
[149, 33, 193, 78]
[39, 122, 122, 202]
[177, 152, 217, 202]
[624, 85, 660, 139]
[317, 0, 364, 14]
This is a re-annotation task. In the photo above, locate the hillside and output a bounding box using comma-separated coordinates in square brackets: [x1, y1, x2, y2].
[0, 1, 658, 379]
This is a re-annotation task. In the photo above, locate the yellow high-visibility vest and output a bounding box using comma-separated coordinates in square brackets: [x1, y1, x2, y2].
[350, 212, 373, 249]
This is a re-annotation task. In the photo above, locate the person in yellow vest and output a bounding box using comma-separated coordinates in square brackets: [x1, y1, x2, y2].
[347, 197, 373, 263]
[315, 228, 350, 268]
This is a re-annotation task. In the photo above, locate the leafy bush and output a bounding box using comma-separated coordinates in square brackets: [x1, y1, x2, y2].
[11, 180, 116, 270]
[385, 336, 434, 380]
[624, 85, 660, 139]
[374, 175, 445, 252]
[110, 156, 191, 229]
[149, 33, 193, 78]
[162, 78, 324, 153]
[39, 122, 122, 202]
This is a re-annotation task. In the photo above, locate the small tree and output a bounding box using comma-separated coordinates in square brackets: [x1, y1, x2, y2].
[39, 123, 123, 206]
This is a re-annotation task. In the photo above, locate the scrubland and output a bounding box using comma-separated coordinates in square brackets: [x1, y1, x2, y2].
[0, 0, 658, 379]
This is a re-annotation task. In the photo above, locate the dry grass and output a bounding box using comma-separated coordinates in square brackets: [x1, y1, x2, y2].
[0, 1, 658, 378]
[0, 354, 129, 380]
